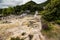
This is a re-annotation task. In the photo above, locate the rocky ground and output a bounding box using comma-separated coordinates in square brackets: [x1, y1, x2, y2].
[0, 15, 45, 40]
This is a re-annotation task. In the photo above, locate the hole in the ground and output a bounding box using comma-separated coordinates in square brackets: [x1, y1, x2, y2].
[28, 34, 33, 40]
[21, 32, 26, 36]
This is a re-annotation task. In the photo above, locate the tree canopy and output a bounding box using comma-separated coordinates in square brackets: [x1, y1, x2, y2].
[42, 0, 60, 21]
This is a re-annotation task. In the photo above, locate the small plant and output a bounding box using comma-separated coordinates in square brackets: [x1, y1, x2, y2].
[42, 23, 53, 31]
[55, 20, 60, 25]
[11, 37, 20, 40]
[11, 37, 24, 40]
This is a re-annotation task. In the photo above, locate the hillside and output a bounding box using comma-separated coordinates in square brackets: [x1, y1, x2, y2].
[0, 0, 60, 40]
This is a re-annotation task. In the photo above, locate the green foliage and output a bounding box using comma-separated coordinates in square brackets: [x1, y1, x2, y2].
[14, 5, 21, 15]
[2, 8, 7, 16]
[20, 1, 45, 12]
[21, 1, 37, 12]
[42, 0, 60, 21]
[0, 1, 46, 16]
[42, 22, 53, 31]
[2, 7, 14, 16]
[6, 7, 14, 14]
[11, 37, 20, 40]
[55, 20, 60, 24]
[0, 9, 2, 14]
[11, 37, 25, 40]
[0, 0, 60, 19]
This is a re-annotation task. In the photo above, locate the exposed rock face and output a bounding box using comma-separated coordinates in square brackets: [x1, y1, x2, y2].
[0, 15, 45, 40]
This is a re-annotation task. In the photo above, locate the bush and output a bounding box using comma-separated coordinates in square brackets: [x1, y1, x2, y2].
[42, 23, 53, 31]
[55, 20, 60, 24]
[42, 0, 60, 22]
[11, 37, 20, 40]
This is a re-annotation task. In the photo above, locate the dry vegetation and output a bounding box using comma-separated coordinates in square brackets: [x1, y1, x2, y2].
[42, 23, 60, 40]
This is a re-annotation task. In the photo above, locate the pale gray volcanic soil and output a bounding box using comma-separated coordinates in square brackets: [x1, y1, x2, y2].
[0, 15, 45, 40]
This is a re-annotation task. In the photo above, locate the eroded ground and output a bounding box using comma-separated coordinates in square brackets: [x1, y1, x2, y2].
[0, 15, 45, 40]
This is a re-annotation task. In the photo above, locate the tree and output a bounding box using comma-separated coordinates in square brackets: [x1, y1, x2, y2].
[42, 0, 60, 21]
[6, 7, 14, 15]
[2, 8, 7, 16]
[14, 5, 21, 14]
[2, 7, 14, 16]
[0, 9, 2, 14]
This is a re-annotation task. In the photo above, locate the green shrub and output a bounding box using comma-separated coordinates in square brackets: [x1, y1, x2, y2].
[42, 23, 53, 31]
[11, 37, 20, 40]
[55, 20, 60, 24]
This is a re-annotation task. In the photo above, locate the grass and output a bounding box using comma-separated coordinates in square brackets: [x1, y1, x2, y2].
[55, 20, 60, 25]
[41, 23, 60, 40]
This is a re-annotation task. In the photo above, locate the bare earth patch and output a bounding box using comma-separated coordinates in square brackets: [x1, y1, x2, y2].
[0, 15, 45, 40]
